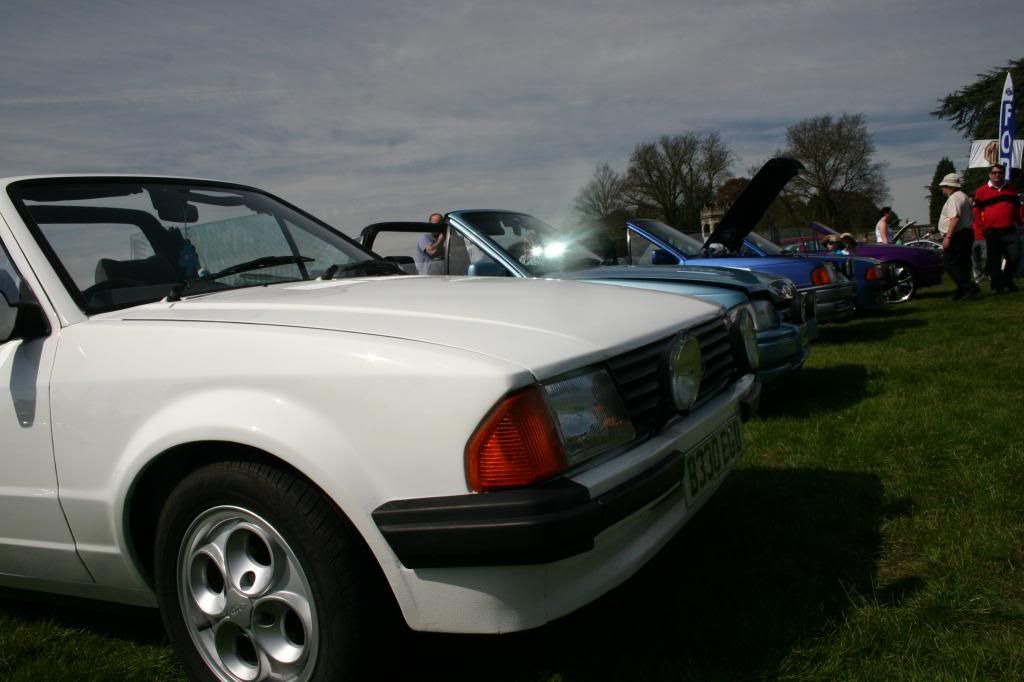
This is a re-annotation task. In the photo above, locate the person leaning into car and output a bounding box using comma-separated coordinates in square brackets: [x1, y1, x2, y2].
[937, 173, 978, 301]
[415, 212, 446, 275]
[973, 164, 1021, 293]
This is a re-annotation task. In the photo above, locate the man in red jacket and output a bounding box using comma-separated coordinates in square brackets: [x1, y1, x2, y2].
[973, 164, 1021, 292]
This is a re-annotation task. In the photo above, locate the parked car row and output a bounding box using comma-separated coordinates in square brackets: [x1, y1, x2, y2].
[0, 161, 934, 681]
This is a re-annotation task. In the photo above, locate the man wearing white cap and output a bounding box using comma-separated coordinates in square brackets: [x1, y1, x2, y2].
[938, 173, 978, 301]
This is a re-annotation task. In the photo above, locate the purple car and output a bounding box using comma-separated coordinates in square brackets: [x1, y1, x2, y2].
[798, 223, 945, 303]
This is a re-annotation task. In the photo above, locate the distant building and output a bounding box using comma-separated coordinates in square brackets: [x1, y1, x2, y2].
[699, 206, 723, 240]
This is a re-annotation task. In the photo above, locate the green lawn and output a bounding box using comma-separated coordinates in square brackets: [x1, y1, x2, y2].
[2, 283, 1023, 681]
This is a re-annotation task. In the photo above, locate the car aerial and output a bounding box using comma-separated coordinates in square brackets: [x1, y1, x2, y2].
[624, 158, 858, 322]
[788, 221, 945, 303]
[739, 230, 893, 312]
[362, 216, 817, 386]
[0, 174, 761, 681]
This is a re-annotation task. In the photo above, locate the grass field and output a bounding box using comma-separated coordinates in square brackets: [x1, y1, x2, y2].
[2, 282, 1023, 681]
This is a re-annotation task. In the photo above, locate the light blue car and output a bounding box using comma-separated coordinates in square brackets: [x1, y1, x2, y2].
[361, 216, 817, 385]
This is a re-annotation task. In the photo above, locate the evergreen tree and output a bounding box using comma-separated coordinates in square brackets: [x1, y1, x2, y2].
[927, 157, 956, 226]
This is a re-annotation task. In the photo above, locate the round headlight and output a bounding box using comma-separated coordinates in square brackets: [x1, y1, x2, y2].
[666, 333, 702, 411]
[769, 279, 797, 302]
[729, 307, 759, 373]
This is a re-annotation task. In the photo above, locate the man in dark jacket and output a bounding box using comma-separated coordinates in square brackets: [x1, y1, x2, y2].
[973, 164, 1021, 292]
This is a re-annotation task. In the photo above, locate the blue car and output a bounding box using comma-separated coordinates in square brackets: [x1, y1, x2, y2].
[740, 231, 892, 312]
[624, 157, 857, 322]
[361, 217, 817, 385]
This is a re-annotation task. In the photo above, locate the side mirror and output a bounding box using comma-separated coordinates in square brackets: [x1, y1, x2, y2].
[467, 262, 510, 277]
[651, 249, 678, 265]
[383, 255, 414, 266]
[0, 292, 50, 344]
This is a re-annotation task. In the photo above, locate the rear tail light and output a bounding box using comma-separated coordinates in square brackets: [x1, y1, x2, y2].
[466, 386, 567, 492]
[866, 265, 883, 281]
[810, 265, 831, 286]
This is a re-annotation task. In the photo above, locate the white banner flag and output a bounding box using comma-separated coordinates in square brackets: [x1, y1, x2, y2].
[969, 139, 1023, 168]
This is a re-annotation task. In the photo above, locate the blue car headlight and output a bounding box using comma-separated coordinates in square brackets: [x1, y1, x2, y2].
[728, 305, 760, 373]
[749, 299, 780, 331]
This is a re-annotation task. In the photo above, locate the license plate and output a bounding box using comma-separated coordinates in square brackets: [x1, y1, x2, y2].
[684, 418, 743, 504]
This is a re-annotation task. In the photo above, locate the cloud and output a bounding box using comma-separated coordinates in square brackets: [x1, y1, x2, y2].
[0, 0, 1021, 232]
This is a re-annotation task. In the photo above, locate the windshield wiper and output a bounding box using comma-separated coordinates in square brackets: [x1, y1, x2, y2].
[208, 255, 314, 281]
[321, 259, 402, 280]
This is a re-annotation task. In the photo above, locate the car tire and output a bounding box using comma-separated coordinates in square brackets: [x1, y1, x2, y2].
[154, 460, 375, 682]
[884, 262, 916, 304]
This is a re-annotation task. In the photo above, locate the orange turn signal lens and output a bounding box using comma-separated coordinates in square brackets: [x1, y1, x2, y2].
[810, 266, 831, 286]
[866, 265, 882, 281]
[466, 386, 567, 492]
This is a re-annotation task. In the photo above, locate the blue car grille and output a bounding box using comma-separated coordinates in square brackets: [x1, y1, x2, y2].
[604, 316, 736, 437]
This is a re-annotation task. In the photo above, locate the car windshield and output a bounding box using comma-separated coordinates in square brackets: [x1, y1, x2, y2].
[746, 232, 788, 256]
[628, 220, 703, 257]
[455, 211, 604, 276]
[9, 179, 380, 314]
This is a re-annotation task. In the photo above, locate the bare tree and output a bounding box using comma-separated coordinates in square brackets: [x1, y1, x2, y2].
[572, 162, 627, 225]
[781, 113, 888, 229]
[624, 132, 735, 229]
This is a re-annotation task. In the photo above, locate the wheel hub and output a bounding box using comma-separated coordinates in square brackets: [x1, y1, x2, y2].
[178, 506, 319, 682]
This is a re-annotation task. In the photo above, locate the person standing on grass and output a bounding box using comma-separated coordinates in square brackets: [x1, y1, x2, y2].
[938, 174, 978, 301]
[875, 206, 893, 244]
[973, 164, 1021, 293]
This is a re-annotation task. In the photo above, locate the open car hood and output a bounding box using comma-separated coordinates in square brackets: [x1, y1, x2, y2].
[705, 157, 804, 252]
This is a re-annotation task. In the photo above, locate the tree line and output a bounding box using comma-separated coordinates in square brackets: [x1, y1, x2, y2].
[573, 114, 890, 247]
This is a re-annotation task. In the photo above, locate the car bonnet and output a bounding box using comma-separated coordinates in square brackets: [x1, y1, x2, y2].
[106, 276, 721, 381]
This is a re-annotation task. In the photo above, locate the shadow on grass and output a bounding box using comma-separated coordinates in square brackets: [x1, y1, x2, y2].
[816, 317, 927, 345]
[391, 468, 917, 681]
[761, 363, 872, 418]
[0, 588, 167, 644]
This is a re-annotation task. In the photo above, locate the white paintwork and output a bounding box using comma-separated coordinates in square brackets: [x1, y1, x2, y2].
[0, 175, 749, 635]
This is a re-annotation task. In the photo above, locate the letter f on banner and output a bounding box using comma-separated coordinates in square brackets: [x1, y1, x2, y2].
[999, 72, 1015, 179]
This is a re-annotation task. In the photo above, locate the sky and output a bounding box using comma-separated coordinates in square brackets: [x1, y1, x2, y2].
[0, 0, 1020, 235]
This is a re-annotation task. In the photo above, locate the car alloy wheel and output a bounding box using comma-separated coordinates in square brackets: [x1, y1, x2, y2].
[884, 264, 915, 304]
[178, 506, 318, 681]
[155, 461, 377, 682]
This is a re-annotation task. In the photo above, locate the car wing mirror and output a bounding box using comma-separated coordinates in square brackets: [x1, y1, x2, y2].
[383, 255, 414, 266]
[467, 262, 509, 277]
[651, 249, 678, 265]
[0, 292, 50, 344]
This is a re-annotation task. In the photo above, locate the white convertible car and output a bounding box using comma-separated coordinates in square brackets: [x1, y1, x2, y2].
[0, 175, 760, 681]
